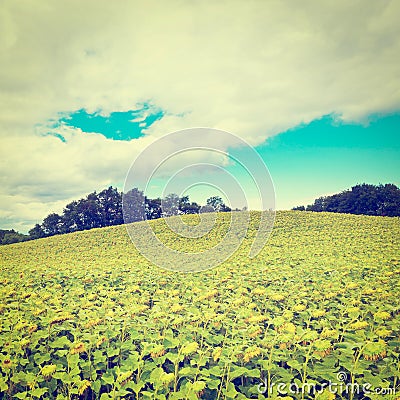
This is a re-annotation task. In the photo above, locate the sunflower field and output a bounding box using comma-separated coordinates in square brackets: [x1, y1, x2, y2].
[0, 211, 399, 399]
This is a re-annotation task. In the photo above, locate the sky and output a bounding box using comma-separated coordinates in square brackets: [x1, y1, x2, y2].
[0, 0, 399, 233]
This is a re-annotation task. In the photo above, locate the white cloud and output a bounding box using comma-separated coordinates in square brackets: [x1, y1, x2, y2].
[0, 0, 399, 231]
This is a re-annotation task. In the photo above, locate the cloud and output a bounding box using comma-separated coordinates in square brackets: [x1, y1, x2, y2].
[1, 0, 399, 230]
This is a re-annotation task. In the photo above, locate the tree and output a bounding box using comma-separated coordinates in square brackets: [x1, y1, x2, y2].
[299, 183, 400, 217]
[28, 224, 45, 240]
[0, 229, 28, 244]
[206, 196, 231, 212]
[42, 213, 64, 236]
[162, 193, 181, 217]
[98, 186, 123, 226]
[63, 200, 81, 232]
[123, 188, 146, 222]
[179, 196, 200, 214]
[20, 185, 245, 242]
[145, 197, 162, 220]
[377, 184, 400, 216]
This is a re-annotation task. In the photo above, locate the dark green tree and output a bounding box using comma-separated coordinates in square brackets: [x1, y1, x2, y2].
[162, 193, 181, 217]
[300, 183, 399, 216]
[145, 197, 162, 220]
[123, 188, 146, 222]
[179, 195, 200, 214]
[28, 224, 45, 239]
[0, 229, 28, 244]
[98, 186, 123, 226]
[206, 196, 231, 212]
[42, 213, 64, 236]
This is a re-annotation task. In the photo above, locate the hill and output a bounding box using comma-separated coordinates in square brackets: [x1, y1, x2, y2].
[0, 211, 399, 399]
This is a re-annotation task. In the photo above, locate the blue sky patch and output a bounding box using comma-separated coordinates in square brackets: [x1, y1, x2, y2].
[226, 112, 400, 209]
[60, 104, 164, 140]
[262, 113, 400, 150]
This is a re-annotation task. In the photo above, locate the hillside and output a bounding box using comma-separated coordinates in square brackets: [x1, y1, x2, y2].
[0, 211, 399, 399]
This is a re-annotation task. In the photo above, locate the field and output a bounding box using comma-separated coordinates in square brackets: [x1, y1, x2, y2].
[0, 211, 399, 399]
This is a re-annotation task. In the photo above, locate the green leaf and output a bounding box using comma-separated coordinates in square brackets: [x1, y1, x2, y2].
[106, 347, 120, 357]
[149, 367, 162, 384]
[101, 371, 115, 385]
[53, 372, 71, 382]
[181, 342, 199, 355]
[0, 376, 8, 392]
[223, 382, 238, 399]
[116, 389, 131, 397]
[166, 353, 180, 363]
[206, 378, 220, 389]
[229, 366, 255, 380]
[69, 366, 80, 376]
[49, 336, 72, 348]
[19, 358, 30, 366]
[287, 359, 302, 372]
[362, 371, 384, 388]
[33, 353, 50, 365]
[13, 393, 28, 399]
[209, 366, 223, 377]
[192, 380, 206, 392]
[179, 366, 196, 377]
[124, 381, 145, 393]
[92, 379, 102, 394]
[67, 353, 80, 369]
[30, 388, 48, 398]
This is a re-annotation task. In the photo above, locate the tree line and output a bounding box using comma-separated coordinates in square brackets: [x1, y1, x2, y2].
[0, 229, 29, 245]
[0, 187, 231, 245]
[292, 183, 400, 216]
[3, 182, 398, 245]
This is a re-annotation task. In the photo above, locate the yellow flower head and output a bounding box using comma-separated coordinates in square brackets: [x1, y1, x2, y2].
[312, 309, 326, 318]
[212, 347, 222, 361]
[2, 359, 12, 369]
[70, 342, 86, 354]
[293, 304, 307, 312]
[246, 315, 267, 324]
[150, 344, 166, 358]
[243, 346, 262, 362]
[349, 320, 369, 330]
[96, 336, 107, 347]
[170, 304, 184, 313]
[374, 311, 391, 321]
[41, 364, 57, 378]
[279, 322, 296, 335]
[248, 326, 263, 338]
[78, 380, 91, 395]
[376, 328, 392, 337]
[50, 314, 74, 325]
[363, 340, 387, 361]
[271, 293, 285, 301]
[347, 283, 358, 290]
[320, 329, 338, 339]
[252, 288, 266, 296]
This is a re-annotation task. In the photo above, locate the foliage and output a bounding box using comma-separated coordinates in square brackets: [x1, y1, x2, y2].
[0, 211, 399, 399]
[0, 230, 28, 245]
[293, 183, 400, 216]
[206, 196, 231, 212]
[1, 187, 227, 245]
